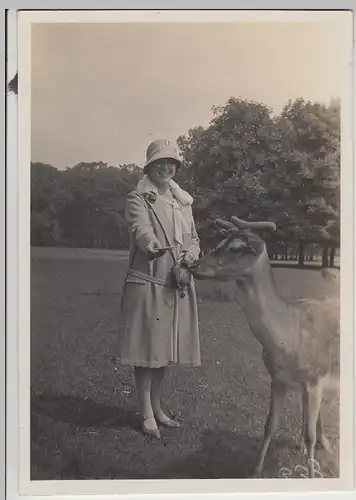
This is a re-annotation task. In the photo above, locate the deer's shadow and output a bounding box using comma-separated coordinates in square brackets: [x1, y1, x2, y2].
[153, 427, 285, 479]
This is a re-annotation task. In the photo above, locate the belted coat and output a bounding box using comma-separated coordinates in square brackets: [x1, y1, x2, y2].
[114, 175, 201, 368]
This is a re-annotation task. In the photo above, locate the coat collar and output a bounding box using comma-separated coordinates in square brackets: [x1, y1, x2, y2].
[136, 175, 193, 250]
[136, 175, 193, 206]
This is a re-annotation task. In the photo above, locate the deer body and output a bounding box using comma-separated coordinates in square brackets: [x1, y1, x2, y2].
[192, 216, 339, 478]
[237, 253, 333, 386]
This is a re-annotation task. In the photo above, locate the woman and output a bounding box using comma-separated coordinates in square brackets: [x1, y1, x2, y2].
[114, 139, 201, 439]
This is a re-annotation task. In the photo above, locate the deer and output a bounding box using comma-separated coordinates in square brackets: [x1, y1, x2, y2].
[191, 216, 340, 479]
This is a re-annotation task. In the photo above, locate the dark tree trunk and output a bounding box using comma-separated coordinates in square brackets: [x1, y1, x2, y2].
[329, 246, 336, 268]
[298, 241, 305, 267]
[321, 244, 329, 268]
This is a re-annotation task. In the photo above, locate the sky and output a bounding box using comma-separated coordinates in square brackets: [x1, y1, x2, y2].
[31, 16, 351, 170]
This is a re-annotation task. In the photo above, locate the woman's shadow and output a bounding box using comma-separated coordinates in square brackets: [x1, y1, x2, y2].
[31, 391, 139, 432]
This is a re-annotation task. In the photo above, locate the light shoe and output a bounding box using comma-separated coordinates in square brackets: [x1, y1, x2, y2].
[141, 416, 161, 439]
[154, 412, 182, 428]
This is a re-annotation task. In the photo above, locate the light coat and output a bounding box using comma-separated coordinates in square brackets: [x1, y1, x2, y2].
[114, 176, 201, 368]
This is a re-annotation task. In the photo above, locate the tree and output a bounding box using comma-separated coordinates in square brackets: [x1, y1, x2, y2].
[270, 99, 340, 266]
[31, 161, 142, 249]
[31, 162, 64, 246]
[177, 98, 283, 248]
[177, 97, 340, 266]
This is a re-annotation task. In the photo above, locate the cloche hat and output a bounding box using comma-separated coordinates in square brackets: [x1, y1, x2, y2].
[143, 139, 182, 174]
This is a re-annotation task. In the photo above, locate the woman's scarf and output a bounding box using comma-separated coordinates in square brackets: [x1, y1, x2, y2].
[136, 175, 193, 206]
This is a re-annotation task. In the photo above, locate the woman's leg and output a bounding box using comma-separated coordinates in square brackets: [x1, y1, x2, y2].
[150, 367, 167, 420]
[151, 367, 180, 427]
[134, 367, 158, 432]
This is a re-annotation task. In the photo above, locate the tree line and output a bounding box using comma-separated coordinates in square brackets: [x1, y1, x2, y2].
[31, 97, 340, 267]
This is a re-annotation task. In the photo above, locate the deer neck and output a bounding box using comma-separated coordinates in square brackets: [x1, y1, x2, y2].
[236, 252, 290, 350]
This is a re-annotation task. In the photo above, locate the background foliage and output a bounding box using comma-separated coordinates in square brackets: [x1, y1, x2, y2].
[31, 97, 340, 267]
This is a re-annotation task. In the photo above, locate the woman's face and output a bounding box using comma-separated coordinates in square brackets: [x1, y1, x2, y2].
[148, 159, 177, 187]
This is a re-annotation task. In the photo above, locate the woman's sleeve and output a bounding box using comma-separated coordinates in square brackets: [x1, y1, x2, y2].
[185, 214, 201, 260]
[125, 192, 158, 252]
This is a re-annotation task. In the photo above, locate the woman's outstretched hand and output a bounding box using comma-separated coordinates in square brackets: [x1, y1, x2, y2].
[145, 240, 168, 259]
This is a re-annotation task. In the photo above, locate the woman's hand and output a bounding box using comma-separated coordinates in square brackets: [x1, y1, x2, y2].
[145, 240, 167, 260]
[180, 250, 196, 267]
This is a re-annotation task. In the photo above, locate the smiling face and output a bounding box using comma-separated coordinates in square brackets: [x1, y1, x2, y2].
[147, 159, 177, 188]
[193, 230, 266, 281]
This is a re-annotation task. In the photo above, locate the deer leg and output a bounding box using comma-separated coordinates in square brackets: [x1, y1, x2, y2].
[303, 381, 323, 478]
[252, 380, 287, 478]
[297, 392, 308, 456]
[300, 391, 330, 454]
[316, 408, 332, 452]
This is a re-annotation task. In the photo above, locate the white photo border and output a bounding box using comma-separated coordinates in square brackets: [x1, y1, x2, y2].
[5, 3, 356, 500]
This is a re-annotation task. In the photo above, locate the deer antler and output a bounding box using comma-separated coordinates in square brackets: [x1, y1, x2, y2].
[215, 217, 276, 233]
[231, 216, 276, 231]
[214, 219, 238, 237]
[215, 219, 235, 229]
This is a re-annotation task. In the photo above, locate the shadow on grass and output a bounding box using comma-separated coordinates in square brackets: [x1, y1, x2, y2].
[154, 428, 282, 479]
[31, 392, 138, 431]
[31, 393, 288, 480]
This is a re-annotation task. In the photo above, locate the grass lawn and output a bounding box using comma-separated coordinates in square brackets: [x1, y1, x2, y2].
[31, 247, 340, 480]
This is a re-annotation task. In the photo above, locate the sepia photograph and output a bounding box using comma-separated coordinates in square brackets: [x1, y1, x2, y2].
[12, 8, 354, 497]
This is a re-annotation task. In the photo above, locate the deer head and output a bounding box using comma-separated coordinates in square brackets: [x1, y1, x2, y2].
[192, 216, 276, 281]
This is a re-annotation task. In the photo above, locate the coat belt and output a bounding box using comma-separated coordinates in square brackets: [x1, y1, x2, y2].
[126, 269, 166, 287]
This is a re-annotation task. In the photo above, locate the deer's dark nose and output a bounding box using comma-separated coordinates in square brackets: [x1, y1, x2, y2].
[187, 261, 200, 270]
